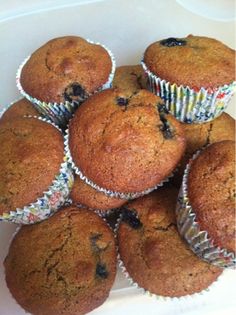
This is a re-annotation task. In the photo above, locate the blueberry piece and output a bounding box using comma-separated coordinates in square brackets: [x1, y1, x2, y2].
[157, 103, 169, 114]
[121, 207, 142, 229]
[64, 82, 88, 103]
[159, 113, 173, 139]
[96, 263, 108, 279]
[160, 37, 186, 47]
[116, 97, 129, 106]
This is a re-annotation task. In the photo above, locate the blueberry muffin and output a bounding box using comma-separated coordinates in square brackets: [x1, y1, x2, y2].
[0, 117, 71, 224]
[143, 35, 235, 89]
[4, 206, 117, 315]
[117, 187, 222, 297]
[113, 65, 147, 94]
[19, 36, 114, 103]
[68, 89, 186, 195]
[0, 98, 38, 124]
[172, 112, 235, 187]
[70, 175, 126, 212]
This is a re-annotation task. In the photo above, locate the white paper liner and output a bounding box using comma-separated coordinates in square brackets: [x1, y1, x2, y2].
[176, 149, 235, 268]
[16, 39, 116, 128]
[115, 212, 224, 300]
[141, 60, 236, 124]
[0, 116, 74, 225]
[64, 129, 173, 200]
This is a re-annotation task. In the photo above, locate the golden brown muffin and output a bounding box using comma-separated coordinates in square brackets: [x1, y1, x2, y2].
[118, 187, 222, 297]
[20, 36, 113, 103]
[70, 175, 126, 211]
[0, 117, 64, 215]
[172, 112, 235, 187]
[0, 98, 38, 123]
[144, 35, 235, 89]
[4, 206, 117, 315]
[69, 89, 186, 194]
[113, 65, 147, 94]
[188, 140, 235, 253]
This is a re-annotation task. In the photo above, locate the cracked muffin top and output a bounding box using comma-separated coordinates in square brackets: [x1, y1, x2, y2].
[69, 88, 186, 193]
[70, 175, 126, 211]
[113, 65, 147, 95]
[20, 36, 113, 103]
[0, 117, 64, 215]
[4, 206, 117, 315]
[144, 35, 235, 89]
[188, 140, 236, 253]
[117, 187, 222, 297]
[172, 112, 235, 187]
[0, 98, 39, 124]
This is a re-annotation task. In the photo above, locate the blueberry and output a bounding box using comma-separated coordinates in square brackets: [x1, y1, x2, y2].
[121, 207, 142, 229]
[64, 82, 88, 102]
[159, 113, 173, 139]
[160, 37, 186, 47]
[157, 103, 169, 114]
[116, 97, 129, 106]
[96, 263, 108, 279]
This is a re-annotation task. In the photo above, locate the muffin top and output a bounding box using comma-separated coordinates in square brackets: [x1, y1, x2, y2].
[0, 98, 38, 124]
[69, 88, 186, 193]
[70, 175, 126, 211]
[172, 112, 235, 187]
[0, 117, 64, 214]
[188, 140, 235, 253]
[113, 65, 147, 94]
[144, 35, 235, 89]
[20, 36, 113, 103]
[4, 206, 116, 315]
[118, 187, 222, 297]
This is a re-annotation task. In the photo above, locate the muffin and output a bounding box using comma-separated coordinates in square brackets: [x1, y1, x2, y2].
[4, 205, 117, 315]
[0, 117, 73, 224]
[17, 36, 115, 126]
[142, 35, 236, 123]
[67, 88, 186, 198]
[113, 65, 147, 94]
[0, 98, 39, 124]
[70, 175, 127, 212]
[176, 140, 235, 268]
[117, 187, 223, 297]
[172, 112, 235, 187]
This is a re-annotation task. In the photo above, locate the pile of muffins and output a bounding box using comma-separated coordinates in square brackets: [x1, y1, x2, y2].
[0, 35, 235, 315]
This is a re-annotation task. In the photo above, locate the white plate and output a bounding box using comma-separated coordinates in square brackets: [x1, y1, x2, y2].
[0, 1, 235, 314]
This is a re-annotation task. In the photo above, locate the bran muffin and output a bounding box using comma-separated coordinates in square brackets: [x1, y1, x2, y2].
[143, 35, 235, 89]
[172, 112, 235, 187]
[70, 175, 127, 212]
[113, 65, 147, 94]
[187, 141, 235, 254]
[0, 98, 38, 124]
[117, 187, 222, 297]
[4, 206, 117, 315]
[68, 88, 186, 195]
[0, 116, 72, 223]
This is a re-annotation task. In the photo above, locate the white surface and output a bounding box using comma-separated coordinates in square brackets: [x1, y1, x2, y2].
[0, 1, 235, 315]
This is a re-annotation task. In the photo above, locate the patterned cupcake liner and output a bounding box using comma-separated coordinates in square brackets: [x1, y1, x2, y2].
[176, 149, 235, 268]
[0, 116, 74, 225]
[16, 39, 116, 128]
[141, 60, 236, 123]
[64, 130, 173, 200]
[114, 212, 224, 300]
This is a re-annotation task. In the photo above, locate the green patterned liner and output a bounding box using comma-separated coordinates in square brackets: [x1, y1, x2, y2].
[64, 129, 173, 200]
[0, 116, 74, 225]
[176, 150, 235, 268]
[141, 60, 236, 123]
[16, 39, 116, 128]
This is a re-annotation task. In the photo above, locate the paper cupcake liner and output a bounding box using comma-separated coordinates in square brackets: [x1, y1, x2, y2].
[16, 39, 116, 128]
[141, 60, 236, 123]
[64, 130, 173, 200]
[0, 116, 74, 225]
[176, 150, 235, 268]
[115, 211, 224, 300]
